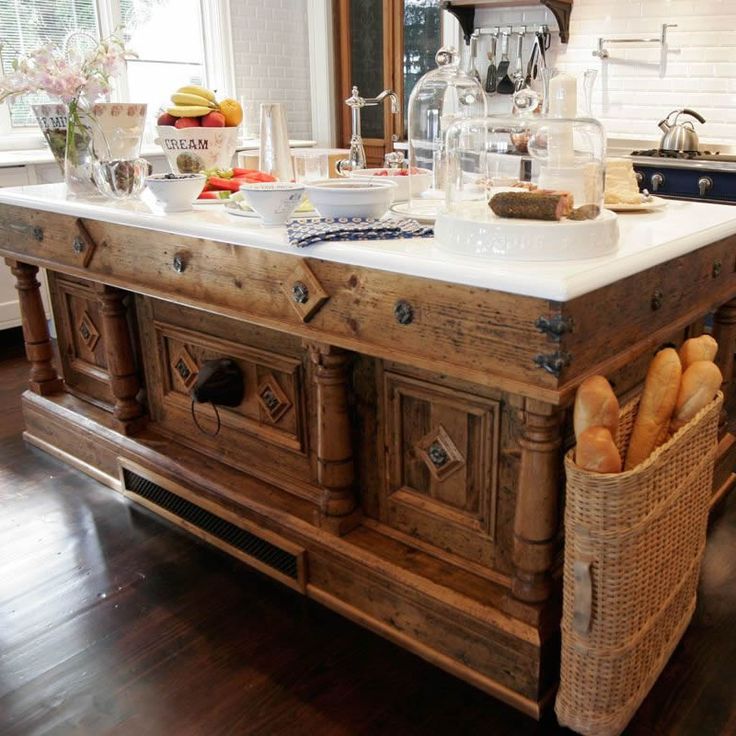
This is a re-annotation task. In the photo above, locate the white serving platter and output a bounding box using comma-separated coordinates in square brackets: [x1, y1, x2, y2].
[434, 202, 619, 261]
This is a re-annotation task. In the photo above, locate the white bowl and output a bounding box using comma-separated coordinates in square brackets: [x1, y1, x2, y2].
[346, 167, 432, 202]
[145, 173, 206, 213]
[238, 182, 305, 225]
[305, 179, 397, 219]
[156, 125, 239, 174]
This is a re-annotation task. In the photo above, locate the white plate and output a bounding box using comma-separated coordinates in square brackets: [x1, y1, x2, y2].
[435, 203, 619, 261]
[390, 200, 443, 224]
[193, 197, 230, 205]
[604, 196, 667, 212]
[225, 203, 316, 220]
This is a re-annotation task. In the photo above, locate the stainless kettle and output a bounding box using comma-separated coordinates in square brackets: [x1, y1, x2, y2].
[657, 109, 706, 152]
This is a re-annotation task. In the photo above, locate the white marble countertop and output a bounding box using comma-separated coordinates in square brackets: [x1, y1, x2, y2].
[1, 183, 735, 302]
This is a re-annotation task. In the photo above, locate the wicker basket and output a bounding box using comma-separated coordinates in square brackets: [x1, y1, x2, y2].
[555, 391, 722, 736]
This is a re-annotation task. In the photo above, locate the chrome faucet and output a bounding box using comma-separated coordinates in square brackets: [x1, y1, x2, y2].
[336, 86, 400, 175]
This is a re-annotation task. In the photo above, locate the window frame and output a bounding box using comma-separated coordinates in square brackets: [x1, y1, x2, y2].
[0, 0, 235, 151]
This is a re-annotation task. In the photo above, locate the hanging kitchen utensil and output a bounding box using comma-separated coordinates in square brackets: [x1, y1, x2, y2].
[496, 32, 514, 95]
[462, 33, 482, 85]
[484, 34, 498, 94]
[512, 32, 526, 92]
[525, 35, 539, 87]
[534, 30, 546, 77]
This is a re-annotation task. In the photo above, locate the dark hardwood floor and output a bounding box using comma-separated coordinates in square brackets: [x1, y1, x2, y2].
[1, 326, 735, 736]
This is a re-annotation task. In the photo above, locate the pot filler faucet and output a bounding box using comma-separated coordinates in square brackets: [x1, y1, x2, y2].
[336, 85, 400, 175]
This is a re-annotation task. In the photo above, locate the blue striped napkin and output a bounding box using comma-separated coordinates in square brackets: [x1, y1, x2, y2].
[286, 217, 433, 248]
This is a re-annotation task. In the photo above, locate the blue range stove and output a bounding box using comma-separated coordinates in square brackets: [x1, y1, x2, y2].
[630, 149, 736, 204]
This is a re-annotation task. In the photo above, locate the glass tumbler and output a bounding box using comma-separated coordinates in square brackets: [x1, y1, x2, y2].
[293, 150, 329, 183]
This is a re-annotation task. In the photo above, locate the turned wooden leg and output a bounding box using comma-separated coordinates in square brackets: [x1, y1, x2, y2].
[713, 298, 736, 409]
[512, 399, 563, 603]
[98, 285, 146, 435]
[7, 259, 63, 395]
[307, 342, 359, 530]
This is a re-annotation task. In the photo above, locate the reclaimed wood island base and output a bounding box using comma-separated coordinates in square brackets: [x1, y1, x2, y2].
[2, 186, 736, 719]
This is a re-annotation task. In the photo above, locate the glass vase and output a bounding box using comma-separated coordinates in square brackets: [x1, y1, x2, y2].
[64, 101, 100, 198]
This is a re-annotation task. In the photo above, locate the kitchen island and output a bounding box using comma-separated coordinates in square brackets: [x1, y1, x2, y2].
[1, 184, 736, 718]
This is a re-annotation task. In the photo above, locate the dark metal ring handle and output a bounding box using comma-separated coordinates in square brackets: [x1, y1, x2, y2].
[72, 236, 86, 254]
[172, 255, 186, 273]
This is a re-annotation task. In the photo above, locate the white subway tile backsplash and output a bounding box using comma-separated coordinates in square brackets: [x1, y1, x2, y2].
[229, 0, 312, 140]
[476, 0, 736, 144]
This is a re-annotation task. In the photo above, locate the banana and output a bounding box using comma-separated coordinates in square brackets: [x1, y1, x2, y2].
[171, 92, 217, 108]
[176, 85, 216, 103]
[167, 105, 213, 117]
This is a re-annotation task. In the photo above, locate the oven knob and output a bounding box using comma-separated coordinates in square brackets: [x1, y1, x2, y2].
[651, 173, 665, 192]
[698, 176, 713, 197]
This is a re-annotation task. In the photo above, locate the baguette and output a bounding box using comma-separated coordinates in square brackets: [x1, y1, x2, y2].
[573, 375, 619, 443]
[576, 426, 622, 474]
[624, 348, 682, 470]
[670, 360, 722, 432]
[678, 335, 718, 370]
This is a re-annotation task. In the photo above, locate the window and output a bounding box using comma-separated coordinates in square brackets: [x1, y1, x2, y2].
[0, 0, 233, 148]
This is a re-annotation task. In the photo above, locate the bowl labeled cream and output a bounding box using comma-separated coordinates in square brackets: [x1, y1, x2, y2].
[238, 182, 305, 225]
[305, 179, 397, 219]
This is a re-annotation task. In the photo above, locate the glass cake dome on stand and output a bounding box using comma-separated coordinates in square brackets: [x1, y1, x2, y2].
[404, 46, 486, 221]
[434, 111, 619, 261]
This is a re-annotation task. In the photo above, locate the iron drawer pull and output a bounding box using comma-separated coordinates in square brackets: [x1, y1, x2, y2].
[394, 300, 414, 325]
[292, 282, 309, 304]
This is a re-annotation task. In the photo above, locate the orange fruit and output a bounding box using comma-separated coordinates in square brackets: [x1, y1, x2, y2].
[218, 98, 243, 127]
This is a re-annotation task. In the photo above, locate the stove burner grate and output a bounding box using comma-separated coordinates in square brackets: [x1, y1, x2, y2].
[630, 149, 735, 161]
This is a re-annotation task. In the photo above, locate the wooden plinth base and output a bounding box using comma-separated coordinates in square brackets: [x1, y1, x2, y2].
[21, 389, 558, 719]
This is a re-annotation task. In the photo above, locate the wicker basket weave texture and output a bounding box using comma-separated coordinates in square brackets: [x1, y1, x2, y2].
[555, 392, 722, 736]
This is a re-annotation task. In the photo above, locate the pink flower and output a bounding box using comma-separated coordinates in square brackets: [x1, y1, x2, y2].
[0, 31, 134, 106]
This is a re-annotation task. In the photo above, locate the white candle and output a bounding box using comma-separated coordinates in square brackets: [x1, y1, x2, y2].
[548, 74, 577, 118]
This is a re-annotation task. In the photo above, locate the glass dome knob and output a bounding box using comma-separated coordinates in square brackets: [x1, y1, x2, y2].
[512, 88, 541, 115]
[435, 47, 459, 67]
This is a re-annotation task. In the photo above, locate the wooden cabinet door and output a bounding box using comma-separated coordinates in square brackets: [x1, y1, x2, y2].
[335, 0, 442, 165]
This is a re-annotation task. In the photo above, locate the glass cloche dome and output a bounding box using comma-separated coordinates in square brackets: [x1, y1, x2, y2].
[434, 111, 618, 261]
[405, 46, 487, 218]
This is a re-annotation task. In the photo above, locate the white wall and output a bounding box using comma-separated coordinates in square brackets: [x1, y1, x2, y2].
[471, 0, 736, 145]
[229, 0, 313, 140]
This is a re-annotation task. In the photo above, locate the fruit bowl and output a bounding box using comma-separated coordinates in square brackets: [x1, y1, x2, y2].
[156, 125, 239, 174]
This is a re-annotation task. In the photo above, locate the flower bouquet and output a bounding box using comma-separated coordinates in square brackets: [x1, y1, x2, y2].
[0, 32, 135, 196]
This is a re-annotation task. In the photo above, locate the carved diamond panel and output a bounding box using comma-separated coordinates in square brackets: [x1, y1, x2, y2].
[172, 346, 198, 390]
[281, 261, 329, 323]
[76, 311, 100, 352]
[257, 374, 292, 423]
[415, 424, 465, 481]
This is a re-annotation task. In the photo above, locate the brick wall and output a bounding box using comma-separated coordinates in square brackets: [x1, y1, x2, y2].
[229, 0, 313, 140]
[471, 0, 736, 145]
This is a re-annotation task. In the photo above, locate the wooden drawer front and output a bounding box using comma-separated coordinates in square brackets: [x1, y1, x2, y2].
[0, 206, 98, 271]
[0, 207, 554, 396]
[138, 299, 318, 502]
[48, 272, 114, 408]
[382, 370, 500, 566]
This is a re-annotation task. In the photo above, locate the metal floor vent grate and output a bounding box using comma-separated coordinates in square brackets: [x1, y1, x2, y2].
[122, 468, 299, 581]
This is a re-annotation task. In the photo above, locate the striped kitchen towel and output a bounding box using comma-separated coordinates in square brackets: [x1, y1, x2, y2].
[286, 217, 433, 248]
